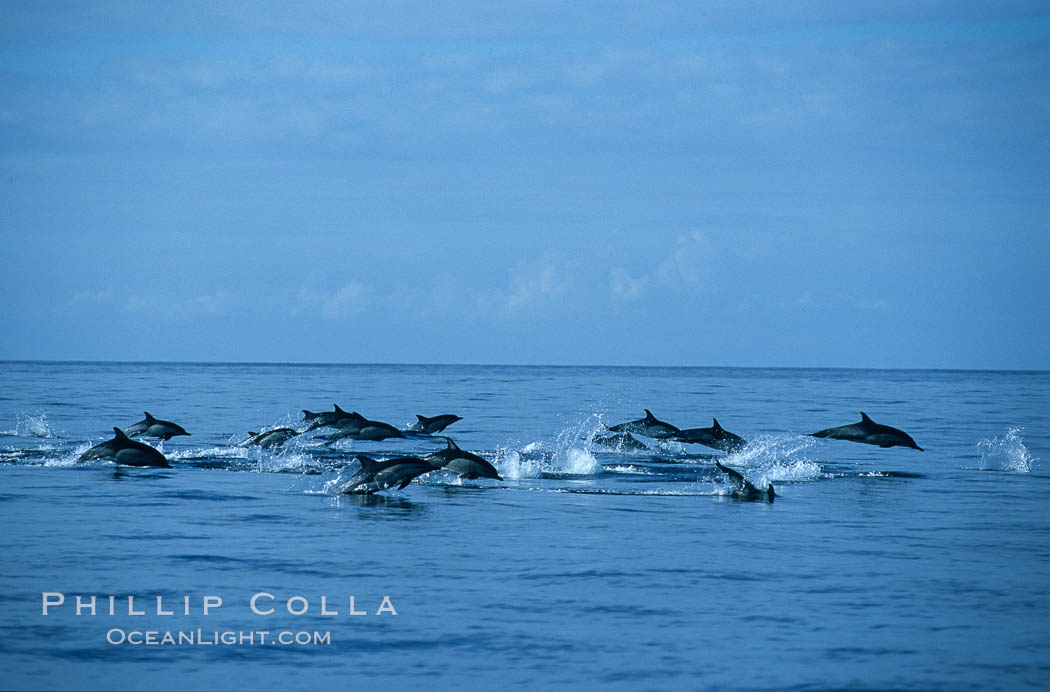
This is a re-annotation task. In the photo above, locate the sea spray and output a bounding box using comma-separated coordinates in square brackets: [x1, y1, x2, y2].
[977, 427, 1033, 472]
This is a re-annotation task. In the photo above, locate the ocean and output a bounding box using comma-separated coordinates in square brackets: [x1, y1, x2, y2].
[0, 361, 1047, 690]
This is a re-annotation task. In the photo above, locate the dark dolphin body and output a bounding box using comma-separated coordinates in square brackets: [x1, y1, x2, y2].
[410, 414, 463, 435]
[671, 418, 747, 452]
[80, 428, 170, 467]
[124, 412, 190, 441]
[591, 432, 649, 451]
[606, 410, 680, 439]
[427, 438, 502, 480]
[324, 415, 404, 443]
[715, 460, 774, 503]
[808, 412, 923, 451]
[244, 428, 300, 448]
[303, 405, 359, 431]
[336, 455, 437, 494]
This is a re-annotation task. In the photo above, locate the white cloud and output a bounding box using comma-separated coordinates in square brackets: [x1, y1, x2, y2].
[658, 231, 710, 283]
[609, 267, 647, 300]
[322, 281, 368, 319]
[67, 289, 113, 306]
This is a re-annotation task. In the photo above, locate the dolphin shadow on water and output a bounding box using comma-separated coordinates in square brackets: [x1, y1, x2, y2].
[808, 412, 923, 451]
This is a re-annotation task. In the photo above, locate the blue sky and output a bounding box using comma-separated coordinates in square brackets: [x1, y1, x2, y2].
[1, 2, 1047, 368]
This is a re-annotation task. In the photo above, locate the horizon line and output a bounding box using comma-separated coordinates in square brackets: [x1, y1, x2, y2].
[1, 359, 1046, 374]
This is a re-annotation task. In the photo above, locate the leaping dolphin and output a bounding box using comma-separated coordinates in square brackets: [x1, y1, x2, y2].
[79, 427, 170, 467]
[323, 414, 405, 443]
[427, 438, 502, 480]
[243, 428, 300, 448]
[335, 455, 437, 494]
[671, 418, 747, 452]
[808, 412, 923, 451]
[303, 405, 359, 431]
[410, 414, 463, 435]
[124, 412, 190, 441]
[715, 460, 774, 502]
[590, 432, 649, 451]
[606, 410, 680, 439]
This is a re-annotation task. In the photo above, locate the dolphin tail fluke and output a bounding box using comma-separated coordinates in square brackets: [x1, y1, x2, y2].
[766, 483, 776, 502]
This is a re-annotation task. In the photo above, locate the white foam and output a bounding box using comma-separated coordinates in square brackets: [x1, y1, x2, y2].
[15, 411, 56, 439]
[977, 427, 1033, 473]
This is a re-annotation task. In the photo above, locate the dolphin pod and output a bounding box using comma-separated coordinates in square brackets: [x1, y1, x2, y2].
[74, 404, 926, 499]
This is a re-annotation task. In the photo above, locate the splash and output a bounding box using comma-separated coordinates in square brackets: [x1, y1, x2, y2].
[721, 433, 824, 484]
[15, 412, 56, 439]
[977, 427, 1033, 473]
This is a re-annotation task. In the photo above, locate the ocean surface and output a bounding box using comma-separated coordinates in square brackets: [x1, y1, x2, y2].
[0, 361, 1047, 691]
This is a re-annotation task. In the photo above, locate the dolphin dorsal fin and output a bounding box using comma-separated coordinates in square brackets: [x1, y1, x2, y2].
[354, 455, 378, 474]
[144, 412, 155, 421]
[416, 414, 430, 423]
[334, 404, 347, 414]
[248, 431, 258, 437]
[712, 418, 722, 430]
[113, 427, 128, 440]
[644, 409, 656, 420]
[444, 437, 460, 450]
[860, 412, 873, 424]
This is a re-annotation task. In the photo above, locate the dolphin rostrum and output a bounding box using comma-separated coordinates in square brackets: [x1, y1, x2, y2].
[79, 427, 170, 467]
[606, 409, 680, 439]
[808, 412, 923, 451]
[335, 455, 437, 494]
[671, 418, 747, 452]
[124, 412, 190, 441]
[410, 414, 463, 435]
[715, 460, 774, 502]
[427, 438, 502, 480]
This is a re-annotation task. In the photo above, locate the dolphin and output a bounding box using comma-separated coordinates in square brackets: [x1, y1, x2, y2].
[606, 409, 680, 439]
[410, 414, 463, 435]
[335, 455, 437, 494]
[808, 412, 923, 451]
[590, 431, 649, 451]
[244, 428, 300, 448]
[324, 415, 405, 443]
[79, 427, 170, 467]
[303, 405, 359, 431]
[427, 438, 502, 480]
[124, 412, 190, 441]
[670, 418, 747, 452]
[715, 460, 774, 502]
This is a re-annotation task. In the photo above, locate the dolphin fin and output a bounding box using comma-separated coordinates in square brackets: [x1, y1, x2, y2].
[644, 409, 656, 419]
[144, 412, 155, 422]
[354, 455, 379, 474]
[712, 418, 722, 430]
[248, 431, 258, 437]
[715, 460, 745, 485]
[443, 437, 460, 450]
[334, 404, 347, 414]
[860, 412, 874, 424]
[397, 478, 414, 490]
[416, 414, 431, 424]
[113, 427, 129, 440]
